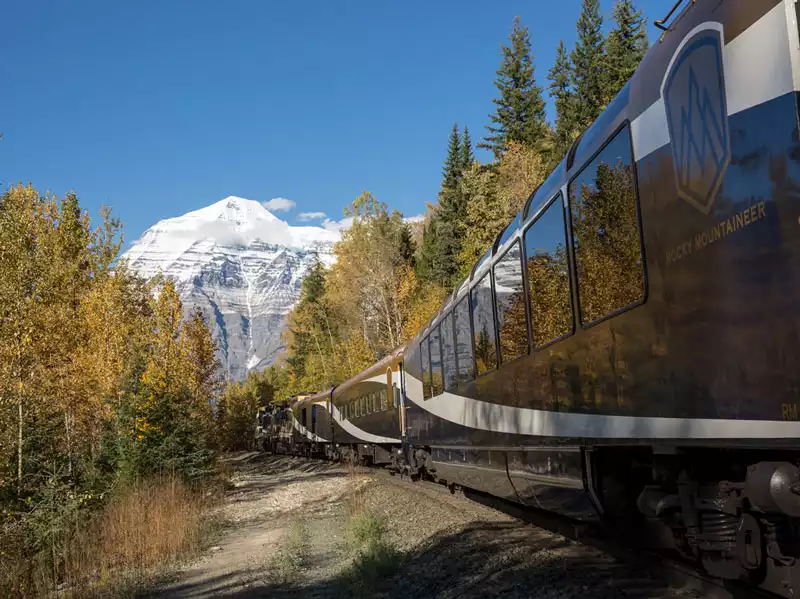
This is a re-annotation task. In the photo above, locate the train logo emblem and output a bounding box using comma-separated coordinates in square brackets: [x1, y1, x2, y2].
[663, 27, 730, 214]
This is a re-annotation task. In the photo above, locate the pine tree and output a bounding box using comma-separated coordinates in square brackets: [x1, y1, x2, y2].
[571, 0, 606, 128]
[459, 126, 474, 172]
[548, 40, 577, 157]
[604, 0, 647, 102]
[480, 17, 547, 159]
[442, 123, 462, 190]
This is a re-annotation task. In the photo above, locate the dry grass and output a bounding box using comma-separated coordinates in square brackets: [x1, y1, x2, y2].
[339, 461, 402, 597]
[67, 476, 217, 596]
[270, 519, 311, 585]
[1, 475, 221, 598]
[346, 461, 367, 518]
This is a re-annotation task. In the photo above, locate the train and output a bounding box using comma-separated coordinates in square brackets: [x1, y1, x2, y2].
[257, 1, 800, 595]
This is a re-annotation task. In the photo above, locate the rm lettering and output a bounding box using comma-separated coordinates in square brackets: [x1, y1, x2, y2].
[781, 403, 799, 421]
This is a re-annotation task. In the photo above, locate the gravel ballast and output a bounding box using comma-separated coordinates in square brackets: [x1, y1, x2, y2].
[146, 453, 701, 599]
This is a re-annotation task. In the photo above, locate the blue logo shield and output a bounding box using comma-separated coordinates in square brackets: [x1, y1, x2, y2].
[663, 29, 730, 214]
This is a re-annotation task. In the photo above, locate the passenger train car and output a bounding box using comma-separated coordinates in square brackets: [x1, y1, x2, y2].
[261, 1, 800, 594]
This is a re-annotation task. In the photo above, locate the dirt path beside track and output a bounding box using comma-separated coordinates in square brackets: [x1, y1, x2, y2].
[145, 453, 701, 599]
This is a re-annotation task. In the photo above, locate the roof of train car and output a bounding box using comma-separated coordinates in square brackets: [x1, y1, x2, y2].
[293, 388, 333, 409]
[332, 345, 405, 399]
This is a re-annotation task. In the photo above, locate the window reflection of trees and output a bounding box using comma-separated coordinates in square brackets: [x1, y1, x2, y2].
[430, 326, 444, 396]
[471, 273, 498, 374]
[569, 129, 644, 323]
[494, 241, 528, 362]
[524, 196, 572, 347]
[453, 297, 474, 384]
[441, 312, 457, 391]
[420, 336, 431, 399]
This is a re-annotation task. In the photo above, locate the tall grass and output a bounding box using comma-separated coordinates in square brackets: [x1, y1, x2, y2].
[270, 520, 311, 585]
[339, 464, 402, 597]
[1, 475, 219, 598]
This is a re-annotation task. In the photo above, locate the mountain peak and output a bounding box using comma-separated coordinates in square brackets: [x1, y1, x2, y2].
[192, 195, 279, 224]
[122, 194, 339, 381]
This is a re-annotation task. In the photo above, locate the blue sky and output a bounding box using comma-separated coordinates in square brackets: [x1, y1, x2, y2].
[1, 0, 674, 248]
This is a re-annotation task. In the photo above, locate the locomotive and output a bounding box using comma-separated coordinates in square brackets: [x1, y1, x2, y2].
[259, 1, 800, 595]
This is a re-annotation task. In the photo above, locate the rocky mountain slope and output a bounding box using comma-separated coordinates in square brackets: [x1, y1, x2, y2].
[123, 196, 338, 381]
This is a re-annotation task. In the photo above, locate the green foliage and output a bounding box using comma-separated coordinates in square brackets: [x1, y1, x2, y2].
[604, 0, 647, 102]
[548, 40, 578, 159]
[459, 126, 474, 172]
[481, 17, 548, 159]
[340, 509, 402, 598]
[0, 184, 222, 595]
[442, 122, 462, 190]
[571, 0, 606, 129]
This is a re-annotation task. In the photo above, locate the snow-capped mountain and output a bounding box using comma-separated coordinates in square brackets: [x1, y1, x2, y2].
[123, 196, 339, 381]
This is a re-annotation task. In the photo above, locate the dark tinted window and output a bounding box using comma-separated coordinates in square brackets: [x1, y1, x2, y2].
[471, 273, 498, 375]
[524, 195, 573, 347]
[493, 241, 528, 362]
[569, 126, 644, 323]
[421, 337, 431, 399]
[392, 385, 399, 409]
[441, 312, 457, 391]
[453, 297, 474, 383]
[430, 325, 443, 396]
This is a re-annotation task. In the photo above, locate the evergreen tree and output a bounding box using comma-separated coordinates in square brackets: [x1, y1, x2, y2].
[604, 0, 648, 102]
[571, 0, 606, 128]
[548, 40, 577, 157]
[480, 17, 547, 159]
[459, 126, 474, 172]
[442, 123, 462, 190]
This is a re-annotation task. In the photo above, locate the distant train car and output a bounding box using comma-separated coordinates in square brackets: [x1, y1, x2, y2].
[290, 391, 333, 457]
[329, 348, 404, 465]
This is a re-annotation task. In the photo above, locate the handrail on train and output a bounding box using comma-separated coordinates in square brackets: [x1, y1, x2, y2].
[654, 0, 692, 33]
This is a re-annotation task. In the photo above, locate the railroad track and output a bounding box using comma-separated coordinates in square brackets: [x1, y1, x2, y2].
[266, 453, 775, 599]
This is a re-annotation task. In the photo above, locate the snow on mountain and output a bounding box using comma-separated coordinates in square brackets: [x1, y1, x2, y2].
[123, 196, 339, 381]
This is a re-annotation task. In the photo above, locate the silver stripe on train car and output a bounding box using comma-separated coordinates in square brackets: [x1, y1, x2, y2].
[290, 411, 330, 443]
[330, 404, 400, 444]
[632, 4, 794, 161]
[404, 374, 800, 440]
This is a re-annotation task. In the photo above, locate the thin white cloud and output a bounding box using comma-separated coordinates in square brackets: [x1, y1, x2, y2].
[297, 211, 327, 221]
[322, 216, 354, 233]
[261, 197, 296, 212]
[404, 213, 425, 224]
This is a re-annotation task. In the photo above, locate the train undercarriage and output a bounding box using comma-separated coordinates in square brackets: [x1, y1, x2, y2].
[260, 434, 800, 596]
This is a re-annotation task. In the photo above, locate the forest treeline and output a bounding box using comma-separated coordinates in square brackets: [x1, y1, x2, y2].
[0, 0, 647, 594]
[247, 0, 648, 401]
[0, 184, 231, 594]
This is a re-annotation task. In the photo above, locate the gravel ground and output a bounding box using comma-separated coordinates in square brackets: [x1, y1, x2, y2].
[145, 453, 702, 599]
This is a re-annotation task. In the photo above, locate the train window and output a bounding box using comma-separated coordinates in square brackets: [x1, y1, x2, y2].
[471, 272, 498, 375]
[393, 385, 399, 409]
[441, 312, 456, 391]
[421, 335, 432, 399]
[381, 387, 388, 411]
[453, 296, 474, 383]
[524, 194, 573, 347]
[366, 394, 372, 415]
[311, 405, 317, 432]
[301, 408, 307, 428]
[493, 240, 528, 363]
[569, 125, 644, 324]
[429, 325, 443, 396]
